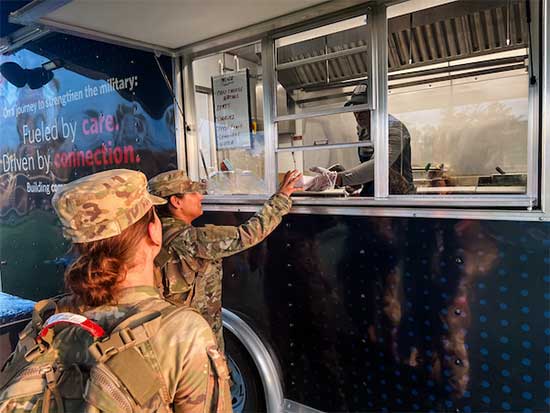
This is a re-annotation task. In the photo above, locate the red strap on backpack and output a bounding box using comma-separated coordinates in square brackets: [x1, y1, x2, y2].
[39, 312, 105, 339]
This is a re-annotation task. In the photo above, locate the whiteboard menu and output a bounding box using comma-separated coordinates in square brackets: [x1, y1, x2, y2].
[211, 70, 252, 150]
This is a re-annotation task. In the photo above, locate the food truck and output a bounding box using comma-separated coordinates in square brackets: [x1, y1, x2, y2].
[0, 0, 549, 411]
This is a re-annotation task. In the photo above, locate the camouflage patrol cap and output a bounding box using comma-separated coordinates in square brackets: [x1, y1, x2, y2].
[52, 169, 166, 243]
[148, 169, 207, 198]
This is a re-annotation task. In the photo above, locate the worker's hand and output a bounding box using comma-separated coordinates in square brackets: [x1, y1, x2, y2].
[278, 169, 303, 197]
[309, 166, 330, 175]
[304, 167, 337, 191]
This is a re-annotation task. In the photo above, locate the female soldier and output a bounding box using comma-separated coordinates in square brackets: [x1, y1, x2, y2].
[0, 169, 231, 413]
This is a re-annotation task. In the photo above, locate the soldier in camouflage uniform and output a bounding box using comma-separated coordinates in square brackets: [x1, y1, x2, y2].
[0, 169, 231, 412]
[149, 169, 302, 352]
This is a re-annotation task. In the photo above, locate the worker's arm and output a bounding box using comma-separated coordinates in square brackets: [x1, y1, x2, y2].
[338, 118, 407, 186]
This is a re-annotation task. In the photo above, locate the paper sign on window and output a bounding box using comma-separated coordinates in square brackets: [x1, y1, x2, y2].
[211, 69, 252, 150]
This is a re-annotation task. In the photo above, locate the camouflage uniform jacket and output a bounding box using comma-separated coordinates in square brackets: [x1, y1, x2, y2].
[83, 286, 231, 413]
[157, 193, 292, 351]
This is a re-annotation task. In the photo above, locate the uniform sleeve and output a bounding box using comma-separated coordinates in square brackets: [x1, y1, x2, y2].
[181, 193, 292, 260]
[172, 314, 232, 413]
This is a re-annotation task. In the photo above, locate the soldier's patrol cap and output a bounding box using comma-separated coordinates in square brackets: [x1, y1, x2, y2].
[148, 169, 207, 198]
[344, 81, 369, 107]
[52, 169, 166, 243]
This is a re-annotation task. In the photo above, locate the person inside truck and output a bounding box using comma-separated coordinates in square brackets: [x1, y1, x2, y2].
[148, 168, 302, 353]
[305, 81, 415, 195]
[0, 169, 231, 412]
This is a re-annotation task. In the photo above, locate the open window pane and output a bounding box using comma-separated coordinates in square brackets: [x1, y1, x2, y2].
[275, 72, 365, 117]
[387, 0, 532, 195]
[275, 16, 371, 117]
[193, 42, 266, 194]
[277, 112, 373, 148]
[278, 146, 375, 197]
[277, 110, 376, 196]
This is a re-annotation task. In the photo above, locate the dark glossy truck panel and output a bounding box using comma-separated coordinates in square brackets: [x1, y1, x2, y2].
[201, 211, 550, 413]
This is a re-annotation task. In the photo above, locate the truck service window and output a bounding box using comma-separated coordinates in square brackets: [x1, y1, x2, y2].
[387, 0, 535, 196]
[193, 42, 266, 195]
[274, 16, 375, 197]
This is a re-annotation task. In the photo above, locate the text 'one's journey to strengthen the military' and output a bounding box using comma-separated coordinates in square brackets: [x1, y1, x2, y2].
[2, 75, 142, 195]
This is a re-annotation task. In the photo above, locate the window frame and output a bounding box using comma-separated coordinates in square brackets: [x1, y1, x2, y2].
[269, 10, 381, 191]
[182, 40, 275, 192]
[178, 0, 549, 220]
[273, 13, 375, 122]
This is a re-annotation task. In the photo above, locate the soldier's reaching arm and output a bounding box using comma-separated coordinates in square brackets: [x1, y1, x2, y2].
[195, 192, 292, 259]
[172, 170, 301, 260]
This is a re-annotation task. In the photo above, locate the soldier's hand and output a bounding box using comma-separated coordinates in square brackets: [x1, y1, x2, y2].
[278, 169, 303, 197]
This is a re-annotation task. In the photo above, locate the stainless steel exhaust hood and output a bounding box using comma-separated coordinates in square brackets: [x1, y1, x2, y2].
[277, 0, 528, 92]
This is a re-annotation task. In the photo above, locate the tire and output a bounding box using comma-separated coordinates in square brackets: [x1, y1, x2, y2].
[224, 329, 267, 413]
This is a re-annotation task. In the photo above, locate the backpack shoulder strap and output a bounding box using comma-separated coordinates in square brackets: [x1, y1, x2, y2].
[164, 225, 186, 247]
[0, 298, 61, 389]
[87, 302, 182, 408]
[206, 345, 232, 412]
[154, 226, 186, 270]
[88, 301, 177, 362]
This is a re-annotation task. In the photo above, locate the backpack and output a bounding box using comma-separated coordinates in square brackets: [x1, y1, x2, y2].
[0, 297, 227, 413]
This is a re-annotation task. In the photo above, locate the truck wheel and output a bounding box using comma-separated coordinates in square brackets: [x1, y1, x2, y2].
[224, 329, 266, 413]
